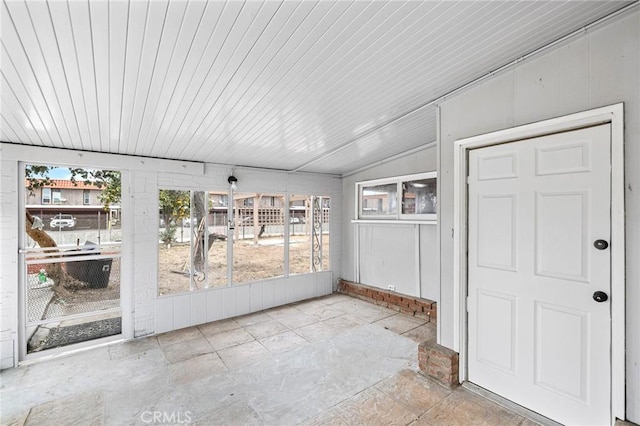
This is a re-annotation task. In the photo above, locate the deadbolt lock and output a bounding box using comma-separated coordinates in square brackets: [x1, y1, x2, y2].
[593, 240, 609, 250]
[593, 291, 608, 303]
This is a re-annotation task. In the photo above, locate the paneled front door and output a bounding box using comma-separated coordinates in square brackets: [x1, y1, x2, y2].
[467, 124, 611, 425]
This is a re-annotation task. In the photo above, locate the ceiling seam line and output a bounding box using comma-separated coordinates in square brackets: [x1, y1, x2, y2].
[157, 0, 247, 158]
[291, 0, 639, 173]
[117, 0, 132, 153]
[3, 2, 63, 147]
[144, 0, 214, 156]
[215, 1, 363, 149]
[152, 0, 231, 157]
[249, 1, 472, 151]
[342, 141, 437, 178]
[124, 0, 152, 155]
[0, 107, 30, 143]
[24, 0, 74, 148]
[175, 1, 286, 159]
[137, 0, 192, 156]
[263, 1, 524, 150]
[232, 1, 412, 149]
[132, 0, 171, 156]
[67, 0, 93, 155]
[187, 1, 321, 161]
[0, 48, 47, 146]
[0, 113, 21, 142]
[46, 0, 85, 151]
[87, 0, 104, 152]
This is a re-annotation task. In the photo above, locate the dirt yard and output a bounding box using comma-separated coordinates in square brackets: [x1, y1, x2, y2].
[26, 259, 121, 309]
[158, 235, 330, 295]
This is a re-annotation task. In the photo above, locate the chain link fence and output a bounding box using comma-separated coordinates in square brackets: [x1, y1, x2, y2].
[25, 244, 121, 325]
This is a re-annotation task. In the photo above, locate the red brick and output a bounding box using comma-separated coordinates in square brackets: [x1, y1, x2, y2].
[418, 342, 459, 389]
[337, 280, 437, 323]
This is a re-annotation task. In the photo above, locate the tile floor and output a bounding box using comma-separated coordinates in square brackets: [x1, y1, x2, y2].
[2, 293, 539, 425]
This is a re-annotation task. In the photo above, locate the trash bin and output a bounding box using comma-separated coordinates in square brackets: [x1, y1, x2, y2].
[65, 241, 113, 289]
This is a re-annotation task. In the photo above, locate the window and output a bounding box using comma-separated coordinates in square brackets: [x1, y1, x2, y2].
[211, 193, 228, 207]
[232, 192, 284, 284]
[24, 163, 123, 353]
[158, 189, 229, 296]
[83, 189, 90, 205]
[401, 177, 436, 218]
[289, 195, 330, 274]
[357, 172, 436, 221]
[206, 191, 228, 288]
[360, 183, 397, 218]
[42, 188, 51, 204]
[158, 189, 191, 296]
[158, 187, 330, 296]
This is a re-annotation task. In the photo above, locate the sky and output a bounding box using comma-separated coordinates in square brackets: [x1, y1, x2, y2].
[46, 167, 72, 180]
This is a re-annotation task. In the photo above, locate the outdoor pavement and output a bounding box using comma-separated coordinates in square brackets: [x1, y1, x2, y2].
[2, 293, 541, 425]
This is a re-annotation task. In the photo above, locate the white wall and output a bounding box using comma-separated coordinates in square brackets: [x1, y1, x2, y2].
[437, 11, 640, 421]
[341, 145, 439, 301]
[0, 143, 342, 367]
[0, 146, 18, 369]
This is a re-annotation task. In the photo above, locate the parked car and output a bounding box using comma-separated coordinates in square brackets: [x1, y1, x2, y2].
[50, 214, 76, 229]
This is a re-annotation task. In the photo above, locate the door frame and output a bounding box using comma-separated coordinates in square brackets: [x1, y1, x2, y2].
[15, 151, 134, 364]
[453, 103, 625, 420]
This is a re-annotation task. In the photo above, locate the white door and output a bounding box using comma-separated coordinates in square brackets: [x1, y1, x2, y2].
[467, 124, 611, 425]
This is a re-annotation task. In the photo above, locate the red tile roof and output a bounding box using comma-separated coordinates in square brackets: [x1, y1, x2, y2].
[25, 179, 102, 190]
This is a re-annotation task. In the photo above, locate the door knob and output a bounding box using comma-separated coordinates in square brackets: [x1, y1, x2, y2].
[594, 239, 609, 250]
[593, 291, 608, 303]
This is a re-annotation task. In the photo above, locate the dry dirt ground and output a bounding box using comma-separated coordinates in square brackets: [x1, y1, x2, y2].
[159, 235, 330, 295]
[26, 235, 329, 353]
[32, 235, 329, 302]
[62, 275, 120, 306]
[26, 259, 121, 308]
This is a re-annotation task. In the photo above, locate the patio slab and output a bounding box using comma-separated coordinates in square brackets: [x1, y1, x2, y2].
[1, 293, 547, 426]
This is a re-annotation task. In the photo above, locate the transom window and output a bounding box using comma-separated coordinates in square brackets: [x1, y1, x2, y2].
[356, 172, 437, 221]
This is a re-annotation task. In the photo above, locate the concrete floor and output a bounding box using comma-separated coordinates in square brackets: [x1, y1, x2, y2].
[2, 293, 538, 425]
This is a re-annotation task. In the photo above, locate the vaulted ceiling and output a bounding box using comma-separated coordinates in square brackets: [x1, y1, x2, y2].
[0, 1, 633, 175]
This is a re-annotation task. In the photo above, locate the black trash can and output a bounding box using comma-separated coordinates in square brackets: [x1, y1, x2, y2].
[65, 241, 113, 289]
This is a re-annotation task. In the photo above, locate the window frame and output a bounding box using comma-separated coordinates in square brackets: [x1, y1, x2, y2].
[399, 174, 437, 220]
[355, 171, 437, 223]
[52, 189, 62, 204]
[42, 187, 51, 204]
[358, 181, 398, 219]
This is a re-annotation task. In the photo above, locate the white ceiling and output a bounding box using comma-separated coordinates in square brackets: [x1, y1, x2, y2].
[0, 1, 633, 175]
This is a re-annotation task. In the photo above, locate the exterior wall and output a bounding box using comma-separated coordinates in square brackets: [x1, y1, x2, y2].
[341, 145, 439, 301]
[437, 11, 640, 421]
[0, 143, 342, 367]
[26, 186, 103, 206]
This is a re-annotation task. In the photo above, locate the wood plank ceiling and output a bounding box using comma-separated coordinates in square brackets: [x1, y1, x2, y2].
[0, 0, 633, 175]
